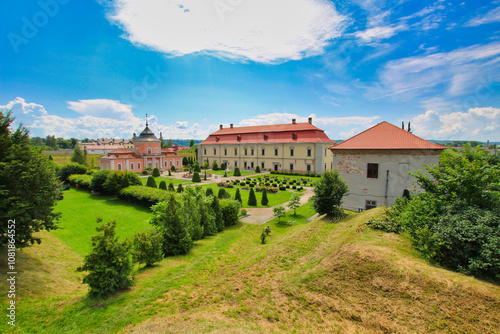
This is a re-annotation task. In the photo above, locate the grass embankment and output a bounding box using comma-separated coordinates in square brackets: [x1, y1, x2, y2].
[1, 200, 499, 333]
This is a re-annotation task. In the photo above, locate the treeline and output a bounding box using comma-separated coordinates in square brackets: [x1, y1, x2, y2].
[30, 135, 79, 150]
[440, 140, 497, 148]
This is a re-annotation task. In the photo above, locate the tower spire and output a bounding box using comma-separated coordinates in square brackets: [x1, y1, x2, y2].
[145, 114, 148, 127]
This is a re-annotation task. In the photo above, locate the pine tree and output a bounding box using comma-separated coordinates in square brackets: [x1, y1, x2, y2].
[248, 188, 257, 206]
[132, 230, 163, 267]
[77, 218, 133, 297]
[211, 196, 224, 232]
[168, 182, 175, 192]
[261, 188, 269, 206]
[313, 170, 349, 217]
[71, 145, 86, 166]
[235, 188, 242, 203]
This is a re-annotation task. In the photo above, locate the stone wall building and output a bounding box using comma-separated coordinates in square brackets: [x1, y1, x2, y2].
[198, 118, 335, 174]
[329, 121, 445, 211]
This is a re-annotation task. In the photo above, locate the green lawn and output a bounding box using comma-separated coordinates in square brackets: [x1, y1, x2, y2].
[53, 188, 153, 256]
[267, 201, 317, 226]
[201, 183, 297, 208]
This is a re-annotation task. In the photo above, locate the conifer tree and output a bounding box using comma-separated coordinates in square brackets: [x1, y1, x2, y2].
[168, 182, 175, 192]
[261, 188, 269, 206]
[159, 181, 167, 190]
[248, 188, 257, 206]
[235, 188, 242, 204]
[146, 176, 157, 188]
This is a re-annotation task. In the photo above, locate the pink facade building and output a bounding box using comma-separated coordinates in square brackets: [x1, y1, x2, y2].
[99, 121, 183, 172]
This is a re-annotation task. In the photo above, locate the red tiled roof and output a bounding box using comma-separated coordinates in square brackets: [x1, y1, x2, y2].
[329, 121, 446, 150]
[83, 145, 126, 150]
[200, 122, 335, 145]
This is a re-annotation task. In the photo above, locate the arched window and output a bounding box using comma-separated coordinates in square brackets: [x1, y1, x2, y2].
[147, 146, 152, 154]
[154, 147, 158, 154]
[130, 162, 134, 170]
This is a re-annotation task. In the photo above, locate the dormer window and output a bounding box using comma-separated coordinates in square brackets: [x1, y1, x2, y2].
[292, 133, 297, 140]
[263, 134, 268, 140]
[237, 135, 241, 141]
[215, 136, 219, 142]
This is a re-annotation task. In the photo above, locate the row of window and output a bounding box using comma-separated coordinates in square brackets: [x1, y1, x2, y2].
[105, 159, 181, 171]
[210, 160, 313, 173]
[204, 147, 313, 157]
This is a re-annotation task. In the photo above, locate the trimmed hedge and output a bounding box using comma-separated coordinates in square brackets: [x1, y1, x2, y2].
[68, 174, 93, 189]
[233, 167, 241, 177]
[220, 199, 241, 227]
[192, 172, 201, 182]
[118, 186, 170, 208]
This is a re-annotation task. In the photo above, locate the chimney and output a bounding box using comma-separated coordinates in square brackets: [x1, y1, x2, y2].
[292, 119, 296, 124]
[402, 121, 404, 129]
[308, 117, 312, 124]
[220, 124, 223, 130]
[407, 122, 411, 133]
[230, 124, 233, 128]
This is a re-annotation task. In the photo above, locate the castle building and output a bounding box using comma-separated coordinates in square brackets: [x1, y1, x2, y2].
[329, 121, 445, 211]
[99, 121, 182, 172]
[198, 118, 335, 174]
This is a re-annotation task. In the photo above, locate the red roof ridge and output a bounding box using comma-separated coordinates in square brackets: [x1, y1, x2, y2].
[330, 121, 446, 150]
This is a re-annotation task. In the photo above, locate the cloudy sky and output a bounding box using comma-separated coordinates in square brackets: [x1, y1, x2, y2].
[1, 0, 499, 141]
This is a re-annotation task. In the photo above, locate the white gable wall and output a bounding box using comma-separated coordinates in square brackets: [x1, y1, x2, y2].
[332, 150, 441, 211]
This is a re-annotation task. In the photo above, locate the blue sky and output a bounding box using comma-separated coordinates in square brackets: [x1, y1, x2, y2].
[1, 0, 499, 141]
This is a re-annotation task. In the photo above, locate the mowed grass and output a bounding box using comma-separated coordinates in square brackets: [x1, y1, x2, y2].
[2, 202, 500, 334]
[201, 182, 296, 208]
[45, 153, 103, 166]
[248, 174, 320, 186]
[208, 169, 257, 177]
[52, 188, 153, 256]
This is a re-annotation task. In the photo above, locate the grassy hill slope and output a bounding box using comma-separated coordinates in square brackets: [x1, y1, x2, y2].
[1, 207, 499, 333]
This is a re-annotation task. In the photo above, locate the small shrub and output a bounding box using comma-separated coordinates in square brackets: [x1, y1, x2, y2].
[159, 181, 167, 190]
[194, 164, 201, 173]
[146, 176, 157, 188]
[90, 169, 111, 194]
[366, 218, 403, 234]
[103, 171, 142, 195]
[240, 208, 248, 217]
[261, 188, 269, 206]
[192, 172, 201, 182]
[168, 183, 175, 192]
[68, 174, 93, 189]
[132, 230, 163, 267]
[206, 188, 214, 197]
[233, 167, 241, 177]
[220, 163, 226, 170]
[279, 186, 286, 191]
[220, 199, 241, 227]
[218, 188, 230, 199]
[240, 182, 246, 186]
[142, 170, 148, 175]
[177, 184, 183, 193]
[152, 168, 160, 177]
[58, 162, 87, 181]
[255, 166, 261, 173]
[235, 188, 242, 203]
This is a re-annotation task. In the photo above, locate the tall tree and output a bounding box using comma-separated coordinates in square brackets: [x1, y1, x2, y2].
[287, 193, 302, 215]
[313, 170, 349, 217]
[45, 135, 57, 149]
[71, 145, 87, 166]
[189, 139, 195, 147]
[166, 139, 173, 148]
[0, 110, 61, 248]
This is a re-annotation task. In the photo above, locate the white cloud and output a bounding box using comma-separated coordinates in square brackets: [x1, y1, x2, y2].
[355, 24, 407, 43]
[371, 42, 500, 100]
[67, 99, 135, 121]
[1, 97, 212, 139]
[465, 6, 500, 27]
[105, 0, 346, 63]
[411, 107, 500, 140]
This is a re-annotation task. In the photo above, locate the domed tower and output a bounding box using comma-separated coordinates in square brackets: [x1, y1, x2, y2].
[133, 116, 162, 168]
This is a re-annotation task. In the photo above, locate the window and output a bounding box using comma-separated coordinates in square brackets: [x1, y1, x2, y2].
[307, 164, 311, 173]
[307, 148, 312, 157]
[165, 161, 168, 167]
[366, 200, 377, 210]
[367, 163, 379, 178]
[147, 146, 152, 154]
[234, 161, 238, 167]
[292, 133, 297, 140]
[130, 162, 134, 170]
[261, 162, 265, 169]
[251, 162, 254, 169]
[177, 160, 180, 166]
[213, 148, 216, 155]
[290, 148, 294, 157]
[107, 163, 109, 169]
[244, 161, 247, 169]
[170, 160, 173, 166]
[274, 163, 279, 171]
[204, 148, 207, 155]
[224, 148, 227, 156]
[251, 148, 254, 156]
[274, 148, 278, 156]
[244, 148, 248, 156]
[263, 134, 268, 140]
[289, 163, 294, 172]
[234, 148, 238, 155]
[136, 147, 139, 155]
[261, 148, 265, 156]
[117, 163, 122, 170]
[138, 162, 141, 170]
